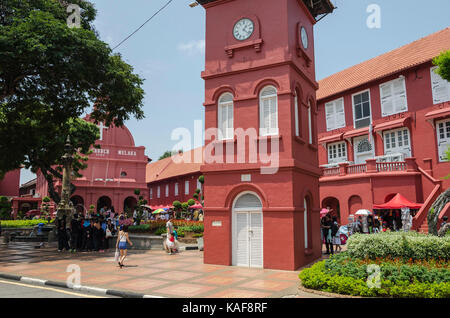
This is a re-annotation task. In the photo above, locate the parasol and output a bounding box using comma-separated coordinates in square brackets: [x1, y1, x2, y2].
[355, 209, 372, 216]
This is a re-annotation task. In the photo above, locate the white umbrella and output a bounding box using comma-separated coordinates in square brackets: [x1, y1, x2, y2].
[355, 209, 372, 216]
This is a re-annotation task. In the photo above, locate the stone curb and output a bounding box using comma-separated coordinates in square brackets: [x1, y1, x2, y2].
[0, 272, 164, 298]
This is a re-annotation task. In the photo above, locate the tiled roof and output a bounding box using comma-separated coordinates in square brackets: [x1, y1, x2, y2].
[317, 27, 450, 101]
[146, 147, 204, 183]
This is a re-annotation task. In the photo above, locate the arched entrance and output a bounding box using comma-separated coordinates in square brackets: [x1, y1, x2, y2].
[70, 195, 85, 215]
[232, 192, 263, 268]
[124, 196, 137, 214]
[97, 196, 112, 212]
[348, 195, 363, 215]
[322, 197, 341, 222]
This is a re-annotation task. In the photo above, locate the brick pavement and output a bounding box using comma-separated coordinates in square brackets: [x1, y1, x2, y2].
[0, 242, 329, 298]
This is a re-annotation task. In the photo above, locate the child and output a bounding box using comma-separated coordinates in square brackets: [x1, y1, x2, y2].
[172, 228, 179, 253]
[167, 233, 175, 255]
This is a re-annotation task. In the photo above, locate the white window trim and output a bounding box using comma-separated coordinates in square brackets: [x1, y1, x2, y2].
[294, 93, 299, 137]
[259, 86, 279, 136]
[308, 101, 313, 144]
[325, 97, 346, 131]
[165, 184, 169, 197]
[382, 127, 411, 158]
[379, 77, 408, 117]
[175, 183, 179, 196]
[150, 188, 153, 199]
[351, 89, 372, 128]
[304, 198, 308, 249]
[327, 141, 348, 164]
[218, 93, 234, 141]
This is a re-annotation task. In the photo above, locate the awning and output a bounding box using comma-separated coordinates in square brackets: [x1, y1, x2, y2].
[343, 127, 369, 139]
[373, 193, 422, 210]
[425, 106, 450, 121]
[319, 133, 344, 144]
[374, 116, 410, 133]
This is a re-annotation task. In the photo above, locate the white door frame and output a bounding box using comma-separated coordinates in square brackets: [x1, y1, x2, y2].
[232, 191, 264, 268]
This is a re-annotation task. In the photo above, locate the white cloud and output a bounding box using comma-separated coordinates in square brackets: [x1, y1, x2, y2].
[177, 40, 205, 56]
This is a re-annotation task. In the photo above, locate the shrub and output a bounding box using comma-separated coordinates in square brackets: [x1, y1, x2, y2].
[155, 227, 167, 236]
[346, 232, 450, 261]
[187, 199, 195, 206]
[299, 256, 450, 298]
[1, 219, 51, 228]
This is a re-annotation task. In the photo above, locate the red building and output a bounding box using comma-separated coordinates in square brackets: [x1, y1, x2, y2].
[317, 28, 450, 232]
[198, 0, 334, 270]
[0, 170, 20, 197]
[12, 117, 149, 216]
[146, 148, 203, 207]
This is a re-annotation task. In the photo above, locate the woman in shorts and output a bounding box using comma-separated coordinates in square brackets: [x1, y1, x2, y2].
[116, 225, 133, 268]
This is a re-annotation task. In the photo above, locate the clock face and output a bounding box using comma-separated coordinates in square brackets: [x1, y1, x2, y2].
[301, 26, 308, 49]
[233, 18, 254, 41]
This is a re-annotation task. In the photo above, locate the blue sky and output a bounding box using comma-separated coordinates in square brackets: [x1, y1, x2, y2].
[20, 0, 450, 184]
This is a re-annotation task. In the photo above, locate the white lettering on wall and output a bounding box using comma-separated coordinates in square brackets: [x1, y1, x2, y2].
[93, 148, 110, 156]
[118, 150, 137, 156]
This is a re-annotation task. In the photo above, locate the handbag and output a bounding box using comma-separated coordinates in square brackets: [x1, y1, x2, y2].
[105, 228, 112, 238]
[114, 248, 119, 261]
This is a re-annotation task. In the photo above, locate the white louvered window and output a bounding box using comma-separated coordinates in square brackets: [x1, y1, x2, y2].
[157, 186, 160, 198]
[325, 98, 345, 131]
[259, 86, 278, 136]
[294, 92, 300, 137]
[304, 198, 309, 249]
[218, 93, 234, 140]
[328, 141, 347, 164]
[185, 180, 189, 195]
[165, 184, 169, 197]
[436, 119, 450, 162]
[150, 188, 153, 199]
[175, 183, 179, 196]
[197, 179, 201, 192]
[430, 66, 450, 105]
[308, 101, 313, 144]
[380, 77, 408, 117]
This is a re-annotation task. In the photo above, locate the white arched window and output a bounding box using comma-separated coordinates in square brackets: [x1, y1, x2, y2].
[218, 93, 234, 140]
[294, 91, 300, 137]
[304, 198, 309, 249]
[259, 86, 278, 136]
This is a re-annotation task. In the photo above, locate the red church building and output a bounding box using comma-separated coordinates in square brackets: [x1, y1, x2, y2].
[0, 170, 20, 198]
[317, 28, 450, 232]
[197, 0, 334, 270]
[12, 117, 149, 216]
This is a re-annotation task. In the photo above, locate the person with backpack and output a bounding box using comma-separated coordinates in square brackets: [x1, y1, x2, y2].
[331, 216, 341, 253]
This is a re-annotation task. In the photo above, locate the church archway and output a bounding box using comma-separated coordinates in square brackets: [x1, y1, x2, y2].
[124, 196, 137, 215]
[70, 195, 85, 215]
[97, 196, 112, 212]
[348, 195, 363, 215]
[322, 197, 341, 222]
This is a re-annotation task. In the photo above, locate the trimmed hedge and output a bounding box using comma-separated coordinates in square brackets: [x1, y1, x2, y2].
[346, 232, 450, 261]
[0, 219, 53, 228]
[299, 256, 450, 298]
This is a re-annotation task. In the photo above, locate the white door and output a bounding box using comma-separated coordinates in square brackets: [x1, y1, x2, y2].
[234, 211, 263, 268]
[353, 135, 375, 164]
[233, 193, 263, 268]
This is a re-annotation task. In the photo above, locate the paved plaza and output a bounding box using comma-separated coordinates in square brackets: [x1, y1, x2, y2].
[0, 242, 326, 298]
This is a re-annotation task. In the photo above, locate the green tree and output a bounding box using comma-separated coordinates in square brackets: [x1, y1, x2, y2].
[433, 50, 450, 81]
[158, 149, 183, 161]
[0, 196, 12, 220]
[0, 0, 145, 202]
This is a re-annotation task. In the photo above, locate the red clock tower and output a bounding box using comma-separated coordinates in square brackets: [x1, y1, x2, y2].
[199, 0, 334, 270]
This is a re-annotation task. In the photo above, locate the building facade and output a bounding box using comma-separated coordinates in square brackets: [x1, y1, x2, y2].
[317, 28, 450, 231]
[0, 170, 20, 198]
[146, 148, 203, 208]
[198, 0, 334, 270]
[30, 117, 149, 214]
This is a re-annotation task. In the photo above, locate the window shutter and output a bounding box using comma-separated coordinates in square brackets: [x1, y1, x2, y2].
[294, 95, 299, 136]
[269, 96, 278, 135]
[236, 213, 249, 266]
[227, 104, 233, 139]
[325, 103, 335, 131]
[335, 99, 345, 128]
[430, 66, 450, 104]
[308, 105, 312, 144]
[380, 83, 394, 116]
[393, 78, 407, 113]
